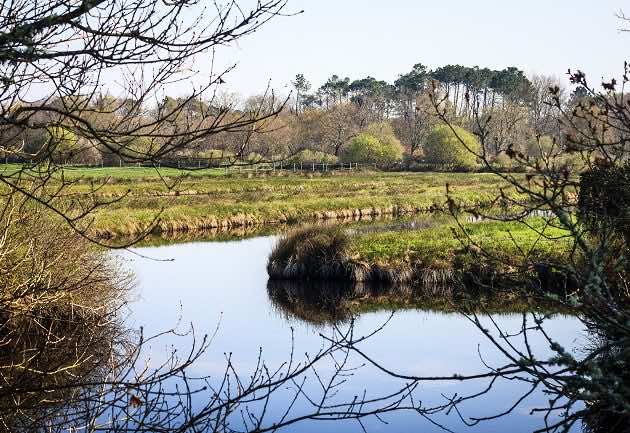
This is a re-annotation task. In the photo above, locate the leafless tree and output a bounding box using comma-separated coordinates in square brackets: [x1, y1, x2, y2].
[0, 0, 295, 246]
[415, 60, 630, 432]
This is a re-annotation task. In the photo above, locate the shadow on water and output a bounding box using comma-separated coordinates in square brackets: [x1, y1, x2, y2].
[0, 308, 126, 432]
[266, 278, 572, 327]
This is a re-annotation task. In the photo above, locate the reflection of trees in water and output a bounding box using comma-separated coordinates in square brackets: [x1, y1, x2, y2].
[4, 257, 625, 432]
[0, 307, 128, 432]
[4, 203, 622, 432]
[576, 331, 630, 433]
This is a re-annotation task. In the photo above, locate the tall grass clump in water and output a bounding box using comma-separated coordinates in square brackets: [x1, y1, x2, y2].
[268, 226, 368, 281]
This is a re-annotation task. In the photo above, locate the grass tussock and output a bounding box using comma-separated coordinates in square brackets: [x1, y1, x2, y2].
[268, 226, 355, 280]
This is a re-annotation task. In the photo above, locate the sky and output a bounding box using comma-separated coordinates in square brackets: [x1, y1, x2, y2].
[188, 0, 629, 98]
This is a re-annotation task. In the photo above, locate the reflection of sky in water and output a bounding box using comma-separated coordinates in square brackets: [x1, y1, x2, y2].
[117, 236, 584, 433]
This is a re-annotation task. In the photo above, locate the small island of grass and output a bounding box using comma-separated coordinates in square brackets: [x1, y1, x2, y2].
[267, 219, 573, 297]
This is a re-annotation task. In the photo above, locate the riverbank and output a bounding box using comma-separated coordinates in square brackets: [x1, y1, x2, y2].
[67, 170, 518, 239]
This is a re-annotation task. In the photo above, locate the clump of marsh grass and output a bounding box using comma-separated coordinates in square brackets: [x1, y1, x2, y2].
[268, 226, 354, 280]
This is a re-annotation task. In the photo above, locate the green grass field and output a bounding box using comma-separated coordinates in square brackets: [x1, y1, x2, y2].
[0, 163, 227, 179]
[73, 169, 517, 238]
[349, 218, 570, 266]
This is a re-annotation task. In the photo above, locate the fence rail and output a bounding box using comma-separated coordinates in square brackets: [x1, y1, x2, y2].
[0, 158, 375, 173]
[1, 157, 475, 174]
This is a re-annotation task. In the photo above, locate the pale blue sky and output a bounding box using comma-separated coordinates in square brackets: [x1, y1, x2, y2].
[199, 0, 628, 97]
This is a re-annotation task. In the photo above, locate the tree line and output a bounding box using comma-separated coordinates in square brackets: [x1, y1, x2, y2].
[2, 63, 587, 171]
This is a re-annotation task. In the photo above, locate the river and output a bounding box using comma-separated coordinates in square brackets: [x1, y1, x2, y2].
[120, 235, 584, 433]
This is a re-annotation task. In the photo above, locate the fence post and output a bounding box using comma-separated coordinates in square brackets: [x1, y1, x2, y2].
[312, 162, 315, 172]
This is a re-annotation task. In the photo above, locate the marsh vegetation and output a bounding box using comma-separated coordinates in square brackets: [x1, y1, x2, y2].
[0, 0, 627, 430]
[28, 170, 514, 240]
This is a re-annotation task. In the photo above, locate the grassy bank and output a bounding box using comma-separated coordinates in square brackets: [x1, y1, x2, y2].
[267, 219, 572, 294]
[50, 169, 517, 239]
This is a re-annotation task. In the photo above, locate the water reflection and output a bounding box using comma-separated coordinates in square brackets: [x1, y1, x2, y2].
[267, 278, 568, 327]
[122, 235, 585, 433]
[0, 307, 124, 432]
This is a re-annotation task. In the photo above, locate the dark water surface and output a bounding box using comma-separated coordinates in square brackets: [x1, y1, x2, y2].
[120, 236, 583, 433]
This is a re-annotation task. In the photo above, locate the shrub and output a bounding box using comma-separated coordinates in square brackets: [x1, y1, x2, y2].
[47, 126, 79, 162]
[526, 135, 555, 158]
[579, 163, 630, 235]
[244, 152, 264, 163]
[493, 152, 526, 172]
[424, 125, 480, 170]
[196, 149, 236, 165]
[342, 122, 404, 165]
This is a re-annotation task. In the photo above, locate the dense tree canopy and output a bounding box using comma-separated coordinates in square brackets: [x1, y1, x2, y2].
[2, 57, 581, 172]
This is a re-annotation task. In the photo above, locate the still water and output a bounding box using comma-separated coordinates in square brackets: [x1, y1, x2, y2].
[120, 236, 583, 433]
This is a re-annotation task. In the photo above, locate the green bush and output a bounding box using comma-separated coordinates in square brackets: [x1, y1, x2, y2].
[47, 126, 79, 162]
[244, 152, 264, 163]
[342, 123, 403, 165]
[424, 125, 480, 170]
[196, 149, 236, 164]
[526, 135, 555, 158]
